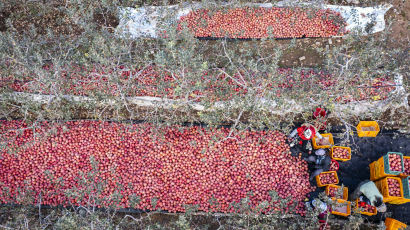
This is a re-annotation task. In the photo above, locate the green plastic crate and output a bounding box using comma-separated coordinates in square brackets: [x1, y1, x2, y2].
[402, 177, 410, 199]
[382, 152, 404, 175]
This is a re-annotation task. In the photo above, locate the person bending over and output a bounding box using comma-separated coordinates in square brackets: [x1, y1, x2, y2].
[351, 180, 387, 212]
[304, 149, 331, 181]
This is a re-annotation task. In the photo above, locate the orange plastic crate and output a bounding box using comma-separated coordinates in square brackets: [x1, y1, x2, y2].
[375, 177, 404, 203]
[389, 196, 410, 205]
[369, 161, 377, 181]
[354, 199, 377, 216]
[390, 177, 410, 205]
[312, 133, 334, 149]
[330, 146, 351, 161]
[330, 198, 351, 217]
[325, 184, 348, 200]
[357, 121, 380, 137]
[316, 171, 339, 187]
[385, 218, 407, 230]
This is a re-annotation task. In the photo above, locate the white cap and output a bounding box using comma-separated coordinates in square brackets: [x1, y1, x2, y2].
[315, 149, 326, 156]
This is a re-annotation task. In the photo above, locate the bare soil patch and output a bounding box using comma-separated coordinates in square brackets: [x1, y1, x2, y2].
[0, 10, 9, 32]
[93, 10, 120, 33]
[384, 0, 410, 48]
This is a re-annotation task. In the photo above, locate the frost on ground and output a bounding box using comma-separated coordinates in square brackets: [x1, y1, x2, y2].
[116, 1, 392, 39]
[326, 4, 392, 35]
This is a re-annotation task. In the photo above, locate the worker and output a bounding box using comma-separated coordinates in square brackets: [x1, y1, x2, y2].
[303, 149, 331, 181]
[351, 180, 387, 212]
[305, 197, 331, 223]
[288, 123, 323, 153]
[357, 195, 371, 206]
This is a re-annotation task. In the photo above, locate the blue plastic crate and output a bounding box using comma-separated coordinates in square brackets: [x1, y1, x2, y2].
[402, 177, 410, 199]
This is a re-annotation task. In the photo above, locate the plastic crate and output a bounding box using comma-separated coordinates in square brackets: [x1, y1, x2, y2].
[330, 146, 351, 161]
[385, 218, 407, 230]
[372, 153, 404, 180]
[357, 121, 380, 137]
[312, 133, 334, 149]
[354, 199, 377, 216]
[383, 152, 404, 174]
[403, 156, 410, 177]
[375, 177, 404, 203]
[370, 161, 377, 181]
[316, 171, 339, 187]
[330, 198, 351, 217]
[325, 184, 348, 200]
[403, 176, 410, 198]
[390, 177, 410, 205]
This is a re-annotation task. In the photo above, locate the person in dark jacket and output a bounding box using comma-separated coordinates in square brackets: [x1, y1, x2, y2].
[303, 149, 331, 181]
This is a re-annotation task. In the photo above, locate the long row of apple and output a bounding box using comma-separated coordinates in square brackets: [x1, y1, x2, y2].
[0, 120, 315, 214]
[1, 66, 395, 103]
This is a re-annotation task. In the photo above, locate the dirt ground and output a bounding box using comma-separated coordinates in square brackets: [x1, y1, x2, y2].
[382, 0, 410, 48]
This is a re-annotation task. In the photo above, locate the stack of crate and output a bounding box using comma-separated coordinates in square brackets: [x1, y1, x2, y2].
[369, 152, 410, 204]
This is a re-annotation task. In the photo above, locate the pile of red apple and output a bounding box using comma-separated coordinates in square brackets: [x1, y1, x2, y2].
[388, 154, 403, 172]
[387, 178, 401, 197]
[332, 147, 349, 160]
[404, 157, 410, 175]
[0, 120, 315, 214]
[358, 202, 376, 213]
[318, 172, 337, 185]
[178, 7, 347, 38]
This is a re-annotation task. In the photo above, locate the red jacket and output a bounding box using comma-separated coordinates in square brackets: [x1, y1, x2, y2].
[297, 125, 316, 140]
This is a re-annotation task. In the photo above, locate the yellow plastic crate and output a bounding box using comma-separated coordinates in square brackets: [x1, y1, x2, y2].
[330, 198, 351, 217]
[325, 184, 348, 200]
[330, 146, 351, 161]
[357, 121, 380, 137]
[312, 133, 334, 149]
[385, 218, 407, 230]
[373, 159, 387, 180]
[354, 199, 377, 216]
[370, 161, 377, 181]
[390, 177, 410, 204]
[375, 177, 404, 203]
[389, 197, 410, 205]
[316, 171, 339, 187]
